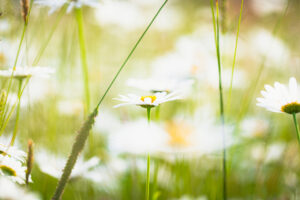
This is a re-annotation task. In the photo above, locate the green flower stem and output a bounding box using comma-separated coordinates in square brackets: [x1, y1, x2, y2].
[10, 79, 23, 146]
[227, 0, 244, 113]
[51, 1, 168, 199]
[32, 6, 67, 66]
[210, 0, 227, 199]
[147, 107, 151, 124]
[145, 107, 151, 200]
[146, 153, 150, 200]
[75, 7, 90, 114]
[292, 113, 300, 145]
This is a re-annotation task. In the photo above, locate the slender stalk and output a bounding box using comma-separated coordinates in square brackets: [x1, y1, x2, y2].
[32, 6, 67, 66]
[51, 1, 168, 199]
[145, 107, 151, 199]
[292, 113, 300, 145]
[10, 79, 23, 146]
[147, 107, 151, 124]
[227, 0, 244, 113]
[210, 0, 227, 199]
[75, 8, 90, 114]
[146, 153, 150, 200]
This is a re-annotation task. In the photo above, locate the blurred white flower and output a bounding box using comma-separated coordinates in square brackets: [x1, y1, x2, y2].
[0, 155, 28, 184]
[0, 177, 40, 200]
[240, 117, 269, 138]
[0, 66, 55, 80]
[109, 119, 169, 155]
[114, 91, 181, 109]
[127, 77, 194, 94]
[162, 119, 234, 155]
[67, 0, 100, 13]
[94, 0, 181, 31]
[170, 195, 207, 200]
[251, 0, 287, 16]
[57, 99, 84, 116]
[35, 0, 100, 15]
[36, 150, 100, 179]
[0, 20, 11, 33]
[84, 157, 128, 186]
[257, 77, 300, 114]
[248, 29, 290, 67]
[109, 118, 233, 156]
[94, 109, 121, 134]
[265, 143, 285, 163]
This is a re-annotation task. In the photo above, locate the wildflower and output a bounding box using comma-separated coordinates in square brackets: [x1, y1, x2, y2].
[257, 77, 300, 114]
[0, 66, 54, 80]
[257, 77, 300, 145]
[0, 143, 27, 163]
[114, 91, 181, 109]
[0, 155, 28, 184]
[35, 0, 100, 15]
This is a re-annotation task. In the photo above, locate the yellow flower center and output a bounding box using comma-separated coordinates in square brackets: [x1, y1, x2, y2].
[281, 102, 300, 114]
[166, 121, 192, 147]
[140, 95, 157, 103]
[0, 165, 16, 176]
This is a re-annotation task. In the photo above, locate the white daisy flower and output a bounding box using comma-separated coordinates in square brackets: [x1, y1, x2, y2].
[35, 0, 100, 15]
[0, 143, 27, 163]
[0, 66, 55, 80]
[257, 77, 300, 114]
[0, 155, 28, 184]
[114, 91, 181, 109]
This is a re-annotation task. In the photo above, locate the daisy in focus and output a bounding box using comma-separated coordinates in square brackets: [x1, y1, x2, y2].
[256, 77, 300, 114]
[114, 91, 181, 109]
[257, 77, 300, 144]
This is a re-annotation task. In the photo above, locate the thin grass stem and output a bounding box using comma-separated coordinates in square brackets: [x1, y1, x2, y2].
[10, 79, 23, 146]
[210, 0, 227, 199]
[32, 6, 67, 66]
[227, 0, 244, 113]
[146, 153, 150, 200]
[75, 7, 90, 114]
[292, 113, 300, 145]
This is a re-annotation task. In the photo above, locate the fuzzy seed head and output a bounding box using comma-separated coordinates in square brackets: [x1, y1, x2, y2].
[20, 0, 29, 23]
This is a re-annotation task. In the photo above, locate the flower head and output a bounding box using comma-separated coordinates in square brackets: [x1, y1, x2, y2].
[0, 155, 28, 184]
[0, 144, 27, 163]
[114, 92, 181, 109]
[257, 77, 300, 114]
[0, 66, 54, 80]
